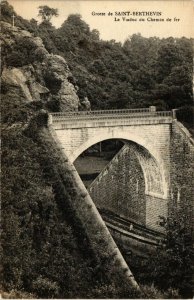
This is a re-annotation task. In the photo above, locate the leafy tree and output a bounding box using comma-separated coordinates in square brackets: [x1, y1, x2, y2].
[155, 204, 192, 297]
[126, 198, 193, 298]
[156, 40, 185, 83]
[0, 0, 15, 23]
[38, 5, 59, 22]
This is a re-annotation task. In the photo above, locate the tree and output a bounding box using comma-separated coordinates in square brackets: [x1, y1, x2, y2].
[0, 0, 15, 24]
[38, 5, 58, 22]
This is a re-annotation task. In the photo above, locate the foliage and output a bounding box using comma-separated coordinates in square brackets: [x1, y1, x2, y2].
[6, 36, 38, 67]
[140, 284, 180, 299]
[176, 105, 194, 132]
[1, 1, 193, 116]
[1, 126, 86, 298]
[38, 5, 59, 22]
[1, 104, 142, 298]
[0, 1, 38, 34]
[50, 14, 193, 124]
[124, 200, 193, 299]
[0, 0, 15, 23]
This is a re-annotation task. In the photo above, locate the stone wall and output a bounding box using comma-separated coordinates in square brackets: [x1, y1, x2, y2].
[54, 121, 171, 169]
[89, 144, 167, 233]
[146, 195, 168, 232]
[170, 120, 194, 238]
[73, 118, 193, 238]
[89, 145, 146, 225]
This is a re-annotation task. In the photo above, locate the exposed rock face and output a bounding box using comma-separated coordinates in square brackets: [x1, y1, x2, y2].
[2, 68, 33, 101]
[42, 55, 80, 111]
[1, 21, 80, 111]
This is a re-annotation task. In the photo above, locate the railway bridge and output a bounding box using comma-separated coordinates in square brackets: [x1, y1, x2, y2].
[48, 106, 193, 249]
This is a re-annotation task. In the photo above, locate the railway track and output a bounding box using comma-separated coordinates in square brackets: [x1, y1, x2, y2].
[99, 209, 165, 246]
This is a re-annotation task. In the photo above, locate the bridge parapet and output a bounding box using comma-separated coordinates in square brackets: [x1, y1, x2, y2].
[49, 108, 173, 128]
[51, 107, 150, 118]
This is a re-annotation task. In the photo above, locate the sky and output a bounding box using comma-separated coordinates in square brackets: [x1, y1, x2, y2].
[8, 0, 194, 43]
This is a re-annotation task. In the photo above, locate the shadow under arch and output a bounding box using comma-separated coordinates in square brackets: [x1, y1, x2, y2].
[71, 132, 169, 200]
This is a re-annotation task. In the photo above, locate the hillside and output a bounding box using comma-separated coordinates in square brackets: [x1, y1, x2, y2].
[1, 2, 145, 298]
[2, 0, 193, 128]
[1, 18, 91, 300]
[1, 1, 193, 298]
[2, 1, 193, 113]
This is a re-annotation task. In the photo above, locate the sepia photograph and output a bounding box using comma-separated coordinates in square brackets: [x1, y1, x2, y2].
[1, 0, 194, 298]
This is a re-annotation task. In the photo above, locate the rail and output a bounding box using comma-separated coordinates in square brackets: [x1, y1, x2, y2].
[51, 108, 150, 117]
[50, 108, 173, 123]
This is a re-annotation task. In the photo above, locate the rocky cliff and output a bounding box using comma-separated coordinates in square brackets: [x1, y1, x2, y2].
[1, 21, 80, 112]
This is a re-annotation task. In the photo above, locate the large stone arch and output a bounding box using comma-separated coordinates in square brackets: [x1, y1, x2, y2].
[71, 131, 169, 199]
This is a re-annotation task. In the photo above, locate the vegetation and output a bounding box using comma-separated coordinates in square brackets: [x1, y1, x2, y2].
[1, 1, 193, 118]
[1, 111, 142, 298]
[54, 16, 193, 115]
[122, 201, 193, 299]
[38, 5, 59, 22]
[2, 123, 92, 298]
[1, 0, 193, 298]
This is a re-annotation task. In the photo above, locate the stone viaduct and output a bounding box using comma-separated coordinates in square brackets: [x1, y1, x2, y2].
[48, 107, 194, 239]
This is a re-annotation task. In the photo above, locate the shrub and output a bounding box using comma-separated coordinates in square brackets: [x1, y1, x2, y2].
[6, 37, 37, 67]
[32, 276, 59, 298]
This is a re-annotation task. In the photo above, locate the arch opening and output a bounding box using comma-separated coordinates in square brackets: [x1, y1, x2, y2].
[69, 130, 169, 199]
[74, 138, 168, 234]
[73, 135, 168, 199]
[74, 139, 124, 189]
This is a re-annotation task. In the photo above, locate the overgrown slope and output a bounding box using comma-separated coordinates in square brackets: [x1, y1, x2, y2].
[2, 114, 142, 298]
[2, 126, 92, 298]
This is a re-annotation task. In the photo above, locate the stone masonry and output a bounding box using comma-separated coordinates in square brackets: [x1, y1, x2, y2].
[49, 109, 193, 238]
[51, 111, 173, 202]
[170, 120, 194, 238]
[88, 144, 168, 233]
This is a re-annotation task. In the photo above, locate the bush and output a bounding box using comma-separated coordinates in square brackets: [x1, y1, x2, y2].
[34, 47, 48, 62]
[1, 289, 36, 299]
[6, 37, 37, 67]
[32, 276, 59, 298]
[141, 284, 180, 299]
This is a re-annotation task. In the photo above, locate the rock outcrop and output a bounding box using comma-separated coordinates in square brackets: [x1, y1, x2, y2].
[1, 21, 80, 111]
